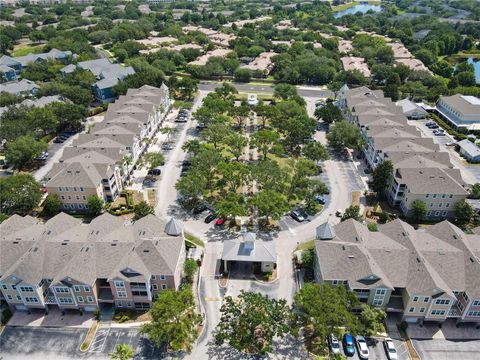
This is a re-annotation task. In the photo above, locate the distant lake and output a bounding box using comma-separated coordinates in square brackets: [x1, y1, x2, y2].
[334, 4, 383, 18]
[467, 57, 480, 85]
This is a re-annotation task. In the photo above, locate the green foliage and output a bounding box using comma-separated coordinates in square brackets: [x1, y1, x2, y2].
[359, 304, 386, 336]
[109, 343, 135, 360]
[251, 189, 289, 224]
[141, 285, 200, 352]
[87, 195, 104, 216]
[341, 205, 361, 222]
[302, 142, 329, 162]
[454, 200, 474, 224]
[301, 247, 315, 269]
[234, 68, 252, 82]
[183, 259, 198, 282]
[411, 200, 427, 222]
[367, 223, 378, 232]
[144, 153, 165, 168]
[43, 194, 61, 217]
[470, 183, 480, 199]
[215, 291, 293, 355]
[372, 160, 393, 193]
[5, 136, 48, 169]
[133, 201, 154, 220]
[314, 103, 342, 124]
[274, 83, 298, 100]
[327, 121, 364, 151]
[0, 174, 41, 216]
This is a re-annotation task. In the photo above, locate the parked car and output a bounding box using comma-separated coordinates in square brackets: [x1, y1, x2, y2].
[343, 333, 356, 357]
[175, 117, 188, 123]
[204, 213, 216, 224]
[147, 167, 162, 176]
[446, 141, 455, 146]
[142, 178, 155, 188]
[192, 204, 207, 215]
[328, 334, 341, 354]
[53, 137, 65, 143]
[315, 195, 326, 205]
[35, 151, 49, 161]
[355, 336, 370, 359]
[161, 143, 174, 151]
[428, 124, 439, 129]
[247, 93, 258, 106]
[315, 100, 325, 108]
[215, 217, 226, 226]
[425, 121, 436, 127]
[383, 338, 398, 360]
[290, 210, 306, 222]
[434, 131, 446, 136]
[196, 123, 207, 130]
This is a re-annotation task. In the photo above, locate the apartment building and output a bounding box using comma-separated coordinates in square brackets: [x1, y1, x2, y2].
[436, 94, 480, 131]
[242, 51, 277, 77]
[45, 84, 171, 210]
[313, 219, 480, 325]
[0, 48, 74, 74]
[338, 85, 469, 220]
[0, 213, 186, 313]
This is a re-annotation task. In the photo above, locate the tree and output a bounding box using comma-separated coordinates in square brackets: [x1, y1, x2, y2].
[215, 193, 248, 219]
[359, 304, 386, 336]
[302, 142, 329, 163]
[0, 174, 42, 216]
[177, 77, 198, 100]
[327, 121, 364, 151]
[214, 291, 293, 355]
[201, 122, 231, 150]
[384, 73, 401, 101]
[5, 136, 48, 169]
[134, 201, 154, 220]
[314, 103, 342, 124]
[295, 283, 361, 354]
[470, 183, 480, 199]
[454, 200, 474, 224]
[229, 105, 250, 129]
[251, 130, 280, 160]
[341, 205, 361, 222]
[87, 195, 103, 216]
[251, 189, 289, 224]
[183, 259, 198, 283]
[226, 133, 247, 161]
[144, 153, 165, 168]
[214, 82, 238, 101]
[43, 194, 61, 216]
[273, 83, 297, 100]
[301, 247, 314, 269]
[234, 68, 252, 83]
[160, 127, 176, 142]
[411, 200, 427, 222]
[372, 160, 393, 193]
[109, 343, 135, 360]
[141, 286, 200, 352]
[182, 139, 201, 156]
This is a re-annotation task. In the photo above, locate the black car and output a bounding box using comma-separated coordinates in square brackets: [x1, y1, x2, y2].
[53, 137, 65, 143]
[147, 167, 162, 176]
[192, 204, 207, 215]
[204, 213, 216, 223]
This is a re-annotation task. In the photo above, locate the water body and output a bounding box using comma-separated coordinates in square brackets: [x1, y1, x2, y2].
[467, 57, 480, 85]
[334, 3, 383, 18]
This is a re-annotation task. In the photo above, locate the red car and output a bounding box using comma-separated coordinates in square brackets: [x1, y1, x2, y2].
[215, 218, 225, 226]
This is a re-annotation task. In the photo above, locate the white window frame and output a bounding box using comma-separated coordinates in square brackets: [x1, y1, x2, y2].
[73, 285, 80, 292]
[87, 296, 94, 303]
[83, 286, 90, 292]
[114, 281, 125, 288]
[77, 296, 84, 303]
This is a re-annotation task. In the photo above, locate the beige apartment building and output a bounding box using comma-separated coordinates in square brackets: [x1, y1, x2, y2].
[44, 84, 171, 211]
[0, 213, 186, 313]
[337, 85, 469, 220]
[313, 219, 480, 325]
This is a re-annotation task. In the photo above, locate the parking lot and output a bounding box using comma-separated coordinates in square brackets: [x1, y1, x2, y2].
[412, 338, 480, 360]
[330, 336, 409, 360]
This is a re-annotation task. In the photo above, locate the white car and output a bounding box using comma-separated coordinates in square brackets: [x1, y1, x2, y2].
[328, 333, 341, 354]
[247, 93, 258, 106]
[336, 209, 343, 217]
[383, 338, 398, 360]
[355, 336, 369, 359]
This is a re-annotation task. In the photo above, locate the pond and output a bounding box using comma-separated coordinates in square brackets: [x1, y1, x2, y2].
[334, 3, 383, 18]
[467, 57, 480, 85]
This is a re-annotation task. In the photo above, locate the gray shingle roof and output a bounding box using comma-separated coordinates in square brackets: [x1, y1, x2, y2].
[316, 222, 336, 240]
[164, 218, 184, 236]
[222, 238, 276, 263]
[0, 79, 38, 95]
[394, 167, 468, 195]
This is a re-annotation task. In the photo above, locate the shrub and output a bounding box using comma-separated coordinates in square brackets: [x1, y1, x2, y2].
[1, 308, 13, 325]
[367, 223, 378, 232]
[379, 211, 390, 223]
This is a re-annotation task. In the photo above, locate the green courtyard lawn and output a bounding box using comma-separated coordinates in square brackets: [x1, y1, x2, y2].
[12, 43, 45, 57]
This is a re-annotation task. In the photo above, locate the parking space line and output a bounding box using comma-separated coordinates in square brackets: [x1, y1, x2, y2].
[89, 328, 110, 353]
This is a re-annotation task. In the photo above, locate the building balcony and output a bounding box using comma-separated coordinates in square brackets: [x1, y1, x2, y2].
[447, 306, 463, 318]
[385, 296, 404, 313]
[98, 288, 114, 303]
[45, 294, 57, 305]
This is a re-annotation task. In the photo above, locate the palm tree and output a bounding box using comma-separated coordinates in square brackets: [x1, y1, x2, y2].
[109, 343, 135, 360]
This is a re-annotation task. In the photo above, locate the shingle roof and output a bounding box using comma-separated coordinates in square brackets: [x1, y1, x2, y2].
[0, 79, 38, 95]
[164, 218, 184, 236]
[316, 222, 336, 240]
[394, 168, 468, 195]
[222, 238, 276, 263]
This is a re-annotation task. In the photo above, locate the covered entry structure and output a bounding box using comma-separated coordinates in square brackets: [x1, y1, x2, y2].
[221, 233, 276, 274]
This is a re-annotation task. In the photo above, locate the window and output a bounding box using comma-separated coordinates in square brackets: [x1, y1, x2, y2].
[462, 292, 469, 302]
[427, 211, 432, 216]
[442, 211, 447, 216]
[78, 204, 83, 209]
[376, 289, 386, 295]
[160, 275, 166, 280]
[80, 187, 84, 192]
[373, 299, 383, 306]
[438, 203, 442, 208]
[425, 194, 429, 198]
[114, 281, 124, 288]
[161, 284, 167, 290]
[2, 284, 8, 290]
[117, 291, 127, 298]
[19, 286, 34, 293]
[55, 287, 69, 293]
[430, 203, 434, 208]
[61, 196, 65, 200]
[332, 280, 338, 285]
[435, 299, 450, 305]
[431, 310, 446, 316]
[132, 291, 148, 297]
[24, 297, 38, 303]
[16, 295, 22, 301]
[73, 187, 77, 192]
[409, 307, 415, 313]
[83, 286, 90, 292]
[420, 307, 425, 313]
[449, 194, 453, 198]
[6, 295, 12, 300]
[446, 203, 450, 208]
[82, 196, 86, 200]
[77, 296, 84, 303]
[413, 296, 419, 302]
[441, 194, 446, 198]
[76, 196, 80, 200]
[58, 297, 74, 304]
[433, 194, 437, 199]
[472, 300, 480, 306]
[152, 284, 158, 290]
[424, 297, 430, 303]
[458, 302, 464, 311]
[87, 296, 93, 303]
[127, 303, 132, 307]
[67, 195, 71, 200]
[73, 285, 80, 292]
[151, 275, 156, 280]
[467, 311, 480, 317]
[59, 187, 63, 192]
[435, 211, 440, 216]
[65, 187, 69, 192]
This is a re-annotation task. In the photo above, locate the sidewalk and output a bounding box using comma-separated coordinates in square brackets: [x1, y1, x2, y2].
[8, 308, 93, 329]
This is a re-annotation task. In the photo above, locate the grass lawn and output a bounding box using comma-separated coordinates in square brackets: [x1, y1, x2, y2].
[295, 239, 314, 252]
[12, 43, 44, 57]
[185, 232, 205, 247]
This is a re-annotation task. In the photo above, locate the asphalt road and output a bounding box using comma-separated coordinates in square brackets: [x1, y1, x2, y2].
[198, 81, 334, 98]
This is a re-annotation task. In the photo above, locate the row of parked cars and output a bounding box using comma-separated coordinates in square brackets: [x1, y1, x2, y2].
[53, 131, 76, 143]
[329, 333, 398, 359]
[174, 108, 189, 123]
[426, 121, 446, 137]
